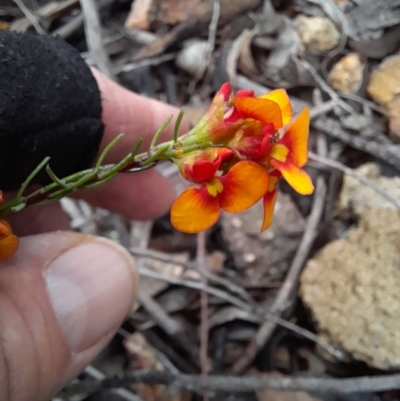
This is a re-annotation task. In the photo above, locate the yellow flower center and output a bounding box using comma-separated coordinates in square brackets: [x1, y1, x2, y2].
[270, 144, 289, 162]
[268, 175, 279, 192]
[206, 177, 224, 197]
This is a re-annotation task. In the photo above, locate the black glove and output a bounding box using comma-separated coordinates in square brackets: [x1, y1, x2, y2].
[0, 30, 104, 191]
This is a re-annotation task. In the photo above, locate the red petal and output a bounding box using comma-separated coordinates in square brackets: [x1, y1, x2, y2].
[234, 97, 283, 130]
[236, 89, 255, 98]
[218, 83, 232, 101]
[219, 161, 270, 213]
[217, 148, 235, 163]
[191, 156, 221, 182]
[170, 187, 220, 233]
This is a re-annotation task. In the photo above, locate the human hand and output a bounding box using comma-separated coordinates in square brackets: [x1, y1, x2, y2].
[0, 69, 187, 401]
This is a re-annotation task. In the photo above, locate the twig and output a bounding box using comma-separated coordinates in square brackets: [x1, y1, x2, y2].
[130, 222, 190, 349]
[115, 53, 178, 74]
[262, 312, 344, 360]
[307, 0, 356, 39]
[79, 0, 116, 80]
[131, 247, 256, 306]
[12, 0, 46, 34]
[312, 117, 400, 171]
[138, 265, 252, 311]
[130, 247, 193, 269]
[197, 231, 210, 400]
[296, 57, 354, 114]
[52, 12, 83, 39]
[136, 290, 182, 336]
[68, 370, 400, 395]
[309, 152, 400, 210]
[187, 0, 221, 94]
[206, 0, 220, 63]
[338, 92, 386, 115]
[83, 364, 143, 401]
[226, 26, 259, 83]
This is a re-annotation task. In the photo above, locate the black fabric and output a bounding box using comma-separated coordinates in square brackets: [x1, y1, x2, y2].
[0, 30, 104, 190]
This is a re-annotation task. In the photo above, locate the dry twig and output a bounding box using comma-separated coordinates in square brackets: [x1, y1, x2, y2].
[68, 370, 400, 396]
[12, 0, 46, 34]
[312, 117, 400, 171]
[296, 57, 354, 114]
[309, 152, 400, 210]
[187, 0, 221, 94]
[79, 0, 116, 80]
[197, 231, 210, 400]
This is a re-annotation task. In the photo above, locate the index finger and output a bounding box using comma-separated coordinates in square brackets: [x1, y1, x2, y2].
[92, 69, 189, 163]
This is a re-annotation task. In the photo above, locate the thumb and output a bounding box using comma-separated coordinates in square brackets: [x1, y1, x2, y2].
[0, 231, 138, 401]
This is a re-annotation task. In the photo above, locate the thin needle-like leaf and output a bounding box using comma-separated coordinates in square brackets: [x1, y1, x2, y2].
[150, 115, 172, 149]
[173, 110, 184, 143]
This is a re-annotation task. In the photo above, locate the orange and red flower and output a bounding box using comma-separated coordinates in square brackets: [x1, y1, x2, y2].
[0, 220, 19, 262]
[171, 150, 269, 233]
[225, 86, 314, 229]
[0, 191, 19, 262]
[170, 83, 314, 234]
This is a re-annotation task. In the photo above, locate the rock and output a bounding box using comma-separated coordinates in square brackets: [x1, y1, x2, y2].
[125, 0, 154, 30]
[367, 54, 400, 140]
[295, 15, 341, 54]
[367, 54, 400, 105]
[338, 162, 400, 216]
[176, 39, 210, 76]
[387, 95, 400, 142]
[221, 193, 305, 283]
[328, 53, 365, 94]
[300, 208, 400, 369]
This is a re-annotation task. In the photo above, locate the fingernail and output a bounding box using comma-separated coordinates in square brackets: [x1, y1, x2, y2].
[45, 242, 137, 353]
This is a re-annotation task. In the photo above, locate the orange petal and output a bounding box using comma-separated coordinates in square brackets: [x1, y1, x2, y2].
[259, 89, 293, 126]
[261, 188, 278, 232]
[219, 161, 269, 213]
[234, 97, 283, 130]
[271, 160, 314, 195]
[0, 220, 12, 236]
[0, 235, 19, 262]
[170, 187, 220, 233]
[280, 107, 310, 167]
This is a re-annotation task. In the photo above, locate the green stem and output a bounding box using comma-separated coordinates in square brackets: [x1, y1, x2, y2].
[0, 126, 219, 218]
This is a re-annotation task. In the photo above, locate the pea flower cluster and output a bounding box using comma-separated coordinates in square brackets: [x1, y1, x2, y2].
[170, 83, 314, 233]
